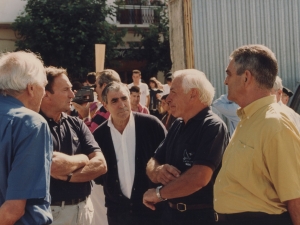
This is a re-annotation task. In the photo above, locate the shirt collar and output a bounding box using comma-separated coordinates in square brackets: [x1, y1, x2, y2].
[39, 111, 68, 123]
[237, 95, 277, 119]
[0, 94, 24, 106]
[107, 111, 134, 130]
[188, 106, 211, 121]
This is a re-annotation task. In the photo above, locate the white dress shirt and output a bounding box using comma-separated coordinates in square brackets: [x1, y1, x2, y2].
[107, 112, 136, 199]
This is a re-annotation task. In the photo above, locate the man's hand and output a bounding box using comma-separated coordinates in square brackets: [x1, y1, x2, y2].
[146, 158, 181, 184]
[51, 152, 89, 178]
[155, 164, 181, 185]
[72, 102, 90, 119]
[143, 188, 160, 210]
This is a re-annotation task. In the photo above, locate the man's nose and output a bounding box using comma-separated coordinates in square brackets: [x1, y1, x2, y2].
[70, 90, 75, 98]
[224, 76, 228, 85]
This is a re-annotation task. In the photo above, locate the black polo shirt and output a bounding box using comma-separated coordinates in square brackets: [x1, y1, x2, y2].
[154, 107, 229, 205]
[40, 112, 101, 202]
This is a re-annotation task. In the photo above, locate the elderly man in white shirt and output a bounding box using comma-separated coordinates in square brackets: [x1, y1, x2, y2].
[271, 76, 300, 132]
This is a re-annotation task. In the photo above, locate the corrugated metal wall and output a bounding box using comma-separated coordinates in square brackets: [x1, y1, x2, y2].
[191, 0, 300, 99]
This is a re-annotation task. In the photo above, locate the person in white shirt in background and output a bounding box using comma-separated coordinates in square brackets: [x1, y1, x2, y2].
[127, 70, 150, 107]
[271, 76, 300, 132]
[212, 94, 240, 136]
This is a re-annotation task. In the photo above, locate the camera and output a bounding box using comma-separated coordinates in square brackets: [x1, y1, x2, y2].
[72, 85, 95, 104]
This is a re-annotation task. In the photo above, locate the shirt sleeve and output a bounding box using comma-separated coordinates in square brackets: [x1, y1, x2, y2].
[193, 120, 229, 171]
[79, 119, 102, 155]
[264, 124, 300, 202]
[6, 121, 53, 201]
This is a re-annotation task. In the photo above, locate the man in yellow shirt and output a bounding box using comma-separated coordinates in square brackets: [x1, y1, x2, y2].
[214, 44, 300, 225]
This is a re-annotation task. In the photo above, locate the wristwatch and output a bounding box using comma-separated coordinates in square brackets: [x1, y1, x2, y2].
[156, 186, 167, 201]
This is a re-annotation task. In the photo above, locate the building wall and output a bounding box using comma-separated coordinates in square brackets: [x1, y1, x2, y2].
[0, 0, 25, 52]
[0, 28, 16, 52]
[191, 0, 300, 99]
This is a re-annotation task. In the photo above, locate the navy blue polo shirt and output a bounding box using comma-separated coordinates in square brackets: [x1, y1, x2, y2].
[40, 112, 101, 202]
[154, 107, 229, 205]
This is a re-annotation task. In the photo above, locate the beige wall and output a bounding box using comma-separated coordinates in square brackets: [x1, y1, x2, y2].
[0, 27, 16, 52]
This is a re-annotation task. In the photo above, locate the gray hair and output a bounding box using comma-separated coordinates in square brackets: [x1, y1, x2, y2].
[230, 44, 278, 89]
[101, 81, 129, 104]
[96, 69, 121, 88]
[173, 69, 215, 105]
[272, 76, 283, 91]
[0, 51, 46, 96]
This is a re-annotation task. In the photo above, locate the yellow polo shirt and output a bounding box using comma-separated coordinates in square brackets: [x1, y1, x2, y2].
[214, 96, 300, 214]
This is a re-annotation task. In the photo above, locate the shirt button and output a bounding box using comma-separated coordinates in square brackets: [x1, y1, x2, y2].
[240, 125, 242, 127]
[215, 199, 217, 202]
[247, 116, 249, 119]
[218, 179, 221, 182]
[119, 194, 122, 197]
[244, 145, 246, 148]
[116, 180, 118, 183]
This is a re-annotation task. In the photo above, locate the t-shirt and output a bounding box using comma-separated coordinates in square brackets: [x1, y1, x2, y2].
[128, 83, 149, 106]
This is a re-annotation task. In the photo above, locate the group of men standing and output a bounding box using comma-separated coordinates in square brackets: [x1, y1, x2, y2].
[0, 44, 300, 225]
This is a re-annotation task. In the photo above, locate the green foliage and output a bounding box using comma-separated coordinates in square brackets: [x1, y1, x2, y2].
[124, 3, 172, 79]
[12, 0, 126, 79]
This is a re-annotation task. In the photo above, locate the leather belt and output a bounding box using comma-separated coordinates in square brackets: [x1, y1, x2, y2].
[214, 212, 291, 222]
[51, 198, 86, 206]
[169, 202, 213, 212]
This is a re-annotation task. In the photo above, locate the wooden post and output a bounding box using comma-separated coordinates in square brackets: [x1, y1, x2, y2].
[95, 44, 106, 72]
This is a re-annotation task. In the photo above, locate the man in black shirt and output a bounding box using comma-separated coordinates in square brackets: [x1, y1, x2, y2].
[40, 66, 107, 225]
[143, 69, 229, 225]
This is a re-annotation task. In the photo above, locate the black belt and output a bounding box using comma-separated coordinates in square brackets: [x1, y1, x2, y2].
[214, 211, 292, 223]
[169, 202, 213, 212]
[51, 198, 86, 206]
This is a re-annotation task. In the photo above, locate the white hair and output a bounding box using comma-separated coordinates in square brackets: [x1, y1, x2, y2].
[272, 76, 283, 91]
[173, 69, 215, 105]
[0, 51, 46, 95]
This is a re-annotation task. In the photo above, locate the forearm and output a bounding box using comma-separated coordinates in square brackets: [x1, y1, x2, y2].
[146, 158, 161, 183]
[51, 152, 89, 176]
[0, 200, 26, 225]
[287, 198, 300, 225]
[70, 152, 107, 182]
[160, 165, 211, 199]
[56, 152, 107, 182]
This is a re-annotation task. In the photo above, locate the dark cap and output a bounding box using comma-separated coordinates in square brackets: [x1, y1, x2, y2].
[283, 87, 293, 97]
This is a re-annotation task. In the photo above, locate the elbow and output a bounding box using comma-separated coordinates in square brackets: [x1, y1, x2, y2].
[97, 159, 107, 176]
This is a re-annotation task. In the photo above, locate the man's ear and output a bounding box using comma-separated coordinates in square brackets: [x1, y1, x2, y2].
[190, 88, 198, 100]
[103, 102, 109, 112]
[244, 70, 253, 86]
[26, 84, 35, 97]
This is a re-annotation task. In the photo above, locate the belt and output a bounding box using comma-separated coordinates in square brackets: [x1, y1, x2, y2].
[214, 212, 291, 222]
[169, 202, 213, 212]
[51, 198, 87, 206]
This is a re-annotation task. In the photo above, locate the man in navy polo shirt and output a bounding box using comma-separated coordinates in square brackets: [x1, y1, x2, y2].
[40, 66, 107, 225]
[143, 69, 229, 225]
[0, 51, 53, 224]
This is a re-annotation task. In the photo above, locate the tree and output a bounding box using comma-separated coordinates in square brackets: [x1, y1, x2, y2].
[12, 0, 126, 79]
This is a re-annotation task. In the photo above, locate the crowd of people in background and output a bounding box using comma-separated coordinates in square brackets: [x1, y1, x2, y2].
[1, 44, 300, 225]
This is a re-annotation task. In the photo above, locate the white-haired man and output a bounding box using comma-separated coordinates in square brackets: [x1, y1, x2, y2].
[0, 51, 53, 224]
[271, 76, 300, 132]
[143, 69, 229, 225]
